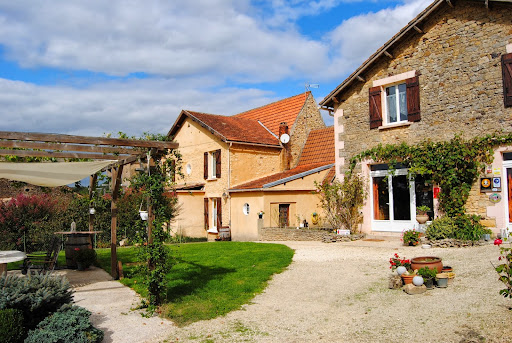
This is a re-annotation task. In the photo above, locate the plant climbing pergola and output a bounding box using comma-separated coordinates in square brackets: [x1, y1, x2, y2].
[0, 131, 178, 279]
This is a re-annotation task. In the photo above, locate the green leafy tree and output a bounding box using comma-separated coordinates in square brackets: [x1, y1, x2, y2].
[315, 173, 367, 233]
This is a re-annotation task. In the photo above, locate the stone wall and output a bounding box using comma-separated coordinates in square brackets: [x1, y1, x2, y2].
[259, 227, 332, 241]
[334, 1, 512, 229]
[289, 93, 326, 167]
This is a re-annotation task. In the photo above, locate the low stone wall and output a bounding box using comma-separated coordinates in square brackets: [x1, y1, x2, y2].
[424, 238, 491, 248]
[259, 227, 333, 241]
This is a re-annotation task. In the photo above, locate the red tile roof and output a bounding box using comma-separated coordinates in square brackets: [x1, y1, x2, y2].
[230, 162, 332, 190]
[235, 92, 310, 135]
[170, 110, 280, 146]
[323, 166, 336, 184]
[297, 126, 335, 166]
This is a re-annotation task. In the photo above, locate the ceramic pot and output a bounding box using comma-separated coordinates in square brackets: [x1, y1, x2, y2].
[412, 275, 424, 286]
[442, 266, 453, 273]
[436, 273, 449, 288]
[77, 262, 85, 271]
[401, 274, 415, 285]
[424, 278, 434, 289]
[396, 266, 407, 276]
[139, 211, 149, 221]
[411, 256, 443, 273]
[416, 214, 429, 224]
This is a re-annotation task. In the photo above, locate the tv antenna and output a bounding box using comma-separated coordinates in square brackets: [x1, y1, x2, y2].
[305, 82, 319, 92]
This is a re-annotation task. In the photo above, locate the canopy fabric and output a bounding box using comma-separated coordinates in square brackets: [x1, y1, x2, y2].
[0, 160, 117, 187]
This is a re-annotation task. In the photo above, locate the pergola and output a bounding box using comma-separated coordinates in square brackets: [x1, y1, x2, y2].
[0, 131, 178, 279]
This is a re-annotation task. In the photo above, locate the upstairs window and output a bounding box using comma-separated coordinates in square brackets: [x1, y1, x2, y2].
[204, 149, 221, 179]
[369, 72, 420, 129]
[386, 83, 408, 124]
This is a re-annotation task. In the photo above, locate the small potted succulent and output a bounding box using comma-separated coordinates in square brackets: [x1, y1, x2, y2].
[417, 266, 437, 289]
[416, 205, 431, 224]
[402, 229, 420, 246]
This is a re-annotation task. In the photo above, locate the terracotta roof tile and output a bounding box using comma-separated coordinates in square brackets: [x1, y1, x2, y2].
[185, 110, 279, 146]
[297, 126, 335, 166]
[322, 166, 336, 184]
[230, 162, 330, 190]
[235, 92, 310, 135]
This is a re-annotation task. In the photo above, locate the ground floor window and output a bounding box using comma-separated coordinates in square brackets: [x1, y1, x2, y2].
[204, 197, 221, 233]
[370, 165, 433, 232]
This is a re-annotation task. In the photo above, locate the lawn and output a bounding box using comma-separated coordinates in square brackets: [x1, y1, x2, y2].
[95, 242, 294, 326]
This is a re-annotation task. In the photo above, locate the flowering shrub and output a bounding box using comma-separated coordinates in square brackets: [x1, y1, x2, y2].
[402, 229, 420, 246]
[494, 239, 512, 298]
[73, 248, 97, 269]
[389, 253, 411, 271]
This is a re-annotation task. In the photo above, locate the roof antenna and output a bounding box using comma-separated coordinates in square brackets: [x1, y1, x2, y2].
[305, 82, 319, 92]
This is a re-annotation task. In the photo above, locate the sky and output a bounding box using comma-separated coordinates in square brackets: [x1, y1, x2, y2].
[0, 0, 433, 137]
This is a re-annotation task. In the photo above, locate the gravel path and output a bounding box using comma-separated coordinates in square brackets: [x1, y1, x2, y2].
[155, 239, 512, 343]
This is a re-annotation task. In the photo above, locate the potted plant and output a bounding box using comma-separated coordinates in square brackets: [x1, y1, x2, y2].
[389, 253, 415, 283]
[402, 229, 420, 246]
[417, 266, 437, 289]
[416, 205, 431, 224]
[74, 247, 97, 270]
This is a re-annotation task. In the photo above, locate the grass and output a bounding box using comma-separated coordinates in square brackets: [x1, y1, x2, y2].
[95, 242, 294, 326]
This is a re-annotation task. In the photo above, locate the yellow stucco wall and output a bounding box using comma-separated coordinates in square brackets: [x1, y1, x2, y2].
[230, 144, 281, 186]
[172, 191, 207, 238]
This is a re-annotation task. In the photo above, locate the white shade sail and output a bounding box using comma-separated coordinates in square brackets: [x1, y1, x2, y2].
[0, 160, 117, 187]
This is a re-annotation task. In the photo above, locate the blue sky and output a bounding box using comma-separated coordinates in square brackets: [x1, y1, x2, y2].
[0, 0, 432, 137]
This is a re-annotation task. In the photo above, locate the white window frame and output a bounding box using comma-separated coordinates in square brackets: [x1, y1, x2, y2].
[384, 82, 408, 125]
[370, 168, 416, 232]
[503, 160, 512, 231]
[209, 198, 218, 233]
[209, 151, 217, 179]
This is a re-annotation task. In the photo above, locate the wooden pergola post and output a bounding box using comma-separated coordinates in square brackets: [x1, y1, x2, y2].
[110, 165, 124, 280]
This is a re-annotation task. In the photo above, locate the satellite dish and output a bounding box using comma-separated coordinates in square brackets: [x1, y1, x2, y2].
[280, 133, 290, 144]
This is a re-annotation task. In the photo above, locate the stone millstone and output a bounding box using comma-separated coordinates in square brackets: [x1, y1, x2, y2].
[403, 283, 427, 295]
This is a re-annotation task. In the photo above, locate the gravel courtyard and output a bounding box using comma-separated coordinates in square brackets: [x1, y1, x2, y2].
[157, 239, 512, 343]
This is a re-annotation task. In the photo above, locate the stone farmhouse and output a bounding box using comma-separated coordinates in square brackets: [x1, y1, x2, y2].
[168, 92, 335, 241]
[319, 0, 512, 235]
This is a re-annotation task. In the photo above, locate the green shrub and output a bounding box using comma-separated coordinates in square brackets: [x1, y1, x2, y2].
[25, 304, 104, 343]
[0, 274, 73, 329]
[426, 214, 486, 241]
[0, 308, 25, 343]
[426, 216, 456, 240]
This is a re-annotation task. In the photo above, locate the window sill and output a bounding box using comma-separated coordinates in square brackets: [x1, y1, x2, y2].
[206, 177, 218, 181]
[378, 121, 412, 131]
[207, 229, 218, 234]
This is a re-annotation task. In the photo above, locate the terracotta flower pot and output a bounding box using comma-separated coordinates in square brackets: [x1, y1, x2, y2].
[401, 274, 415, 285]
[411, 256, 443, 273]
[416, 214, 429, 224]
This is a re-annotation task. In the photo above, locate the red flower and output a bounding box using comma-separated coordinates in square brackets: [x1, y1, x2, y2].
[494, 239, 503, 246]
[74, 247, 80, 251]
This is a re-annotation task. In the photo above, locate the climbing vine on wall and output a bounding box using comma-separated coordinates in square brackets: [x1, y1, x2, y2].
[349, 132, 512, 217]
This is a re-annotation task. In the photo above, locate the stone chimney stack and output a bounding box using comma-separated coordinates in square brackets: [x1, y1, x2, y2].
[279, 122, 291, 171]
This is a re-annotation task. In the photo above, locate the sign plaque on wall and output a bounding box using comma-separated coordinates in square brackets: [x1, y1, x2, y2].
[489, 193, 502, 203]
[492, 177, 502, 191]
[481, 178, 492, 192]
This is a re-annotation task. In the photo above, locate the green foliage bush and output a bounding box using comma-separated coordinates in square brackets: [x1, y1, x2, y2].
[426, 214, 486, 241]
[0, 308, 25, 343]
[25, 304, 104, 343]
[0, 274, 73, 329]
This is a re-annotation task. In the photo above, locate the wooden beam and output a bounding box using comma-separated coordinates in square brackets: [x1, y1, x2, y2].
[0, 149, 130, 160]
[110, 164, 123, 280]
[330, 96, 339, 104]
[413, 25, 423, 33]
[446, 0, 453, 8]
[0, 131, 178, 150]
[0, 140, 138, 155]
[383, 50, 393, 58]
[356, 75, 365, 82]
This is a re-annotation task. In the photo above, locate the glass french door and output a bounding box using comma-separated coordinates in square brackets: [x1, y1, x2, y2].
[505, 163, 512, 230]
[371, 168, 416, 232]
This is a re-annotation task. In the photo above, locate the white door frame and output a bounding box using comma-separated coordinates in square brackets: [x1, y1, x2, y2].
[503, 161, 512, 231]
[370, 168, 416, 232]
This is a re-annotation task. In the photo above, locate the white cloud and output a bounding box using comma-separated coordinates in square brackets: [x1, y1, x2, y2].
[0, 0, 329, 82]
[320, 0, 432, 79]
[0, 77, 278, 136]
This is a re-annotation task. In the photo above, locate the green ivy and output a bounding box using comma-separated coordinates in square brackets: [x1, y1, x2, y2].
[349, 132, 512, 217]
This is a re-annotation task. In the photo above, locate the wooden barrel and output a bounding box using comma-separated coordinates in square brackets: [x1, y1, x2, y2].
[65, 233, 92, 268]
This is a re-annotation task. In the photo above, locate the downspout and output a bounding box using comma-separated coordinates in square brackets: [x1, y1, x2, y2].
[228, 142, 232, 230]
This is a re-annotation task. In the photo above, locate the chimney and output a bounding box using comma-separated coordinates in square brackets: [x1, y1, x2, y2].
[279, 122, 291, 171]
[279, 122, 288, 137]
